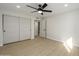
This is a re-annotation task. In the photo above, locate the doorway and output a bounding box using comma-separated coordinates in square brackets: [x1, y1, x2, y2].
[34, 19, 47, 39]
[34, 20, 40, 38]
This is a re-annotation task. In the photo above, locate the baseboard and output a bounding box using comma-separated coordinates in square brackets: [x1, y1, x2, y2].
[0, 44, 3, 46]
[47, 35, 64, 43]
[73, 43, 79, 47]
[3, 38, 31, 45]
[47, 37, 79, 47]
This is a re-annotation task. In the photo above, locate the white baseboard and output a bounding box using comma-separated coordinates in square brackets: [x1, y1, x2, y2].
[0, 44, 3, 46]
[47, 35, 64, 43]
[73, 43, 79, 47]
[48, 38, 63, 43]
[47, 35, 79, 48]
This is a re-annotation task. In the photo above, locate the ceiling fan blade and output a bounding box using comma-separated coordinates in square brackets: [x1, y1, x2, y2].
[31, 11, 38, 13]
[41, 13, 43, 15]
[26, 5, 37, 10]
[41, 3, 47, 9]
[38, 4, 42, 7]
[42, 10, 52, 12]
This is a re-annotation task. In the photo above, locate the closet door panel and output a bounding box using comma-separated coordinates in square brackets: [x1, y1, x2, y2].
[3, 15, 19, 44]
[20, 18, 30, 40]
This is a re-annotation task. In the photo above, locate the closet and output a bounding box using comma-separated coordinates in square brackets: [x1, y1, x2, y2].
[19, 17, 30, 41]
[3, 15, 31, 44]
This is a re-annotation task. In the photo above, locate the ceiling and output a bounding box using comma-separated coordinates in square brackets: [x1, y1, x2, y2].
[0, 3, 79, 18]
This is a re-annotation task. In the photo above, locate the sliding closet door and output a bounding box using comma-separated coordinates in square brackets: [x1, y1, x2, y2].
[19, 17, 30, 40]
[3, 15, 19, 44]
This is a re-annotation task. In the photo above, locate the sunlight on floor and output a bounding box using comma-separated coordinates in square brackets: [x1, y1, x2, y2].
[63, 37, 73, 52]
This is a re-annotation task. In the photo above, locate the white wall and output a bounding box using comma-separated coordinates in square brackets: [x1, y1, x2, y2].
[45, 9, 79, 47]
[0, 12, 3, 46]
[72, 10, 79, 47]
[31, 18, 34, 39]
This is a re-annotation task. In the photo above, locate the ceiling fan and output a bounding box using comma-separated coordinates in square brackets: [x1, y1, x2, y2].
[26, 3, 52, 15]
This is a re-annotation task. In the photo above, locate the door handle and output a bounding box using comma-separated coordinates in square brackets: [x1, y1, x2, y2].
[3, 30, 6, 32]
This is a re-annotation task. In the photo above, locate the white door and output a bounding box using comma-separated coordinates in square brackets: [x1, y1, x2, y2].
[34, 21, 38, 37]
[20, 17, 30, 40]
[40, 19, 47, 38]
[3, 15, 19, 44]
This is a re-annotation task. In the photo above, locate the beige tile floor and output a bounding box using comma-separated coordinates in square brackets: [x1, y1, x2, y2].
[0, 37, 79, 56]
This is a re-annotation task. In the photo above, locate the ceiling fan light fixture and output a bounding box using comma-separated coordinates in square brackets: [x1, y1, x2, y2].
[16, 5, 21, 8]
[38, 11, 42, 13]
[64, 4, 68, 7]
[26, 3, 52, 15]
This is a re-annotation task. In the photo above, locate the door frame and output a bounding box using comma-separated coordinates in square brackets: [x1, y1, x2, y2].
[34, 18, 47, 39]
